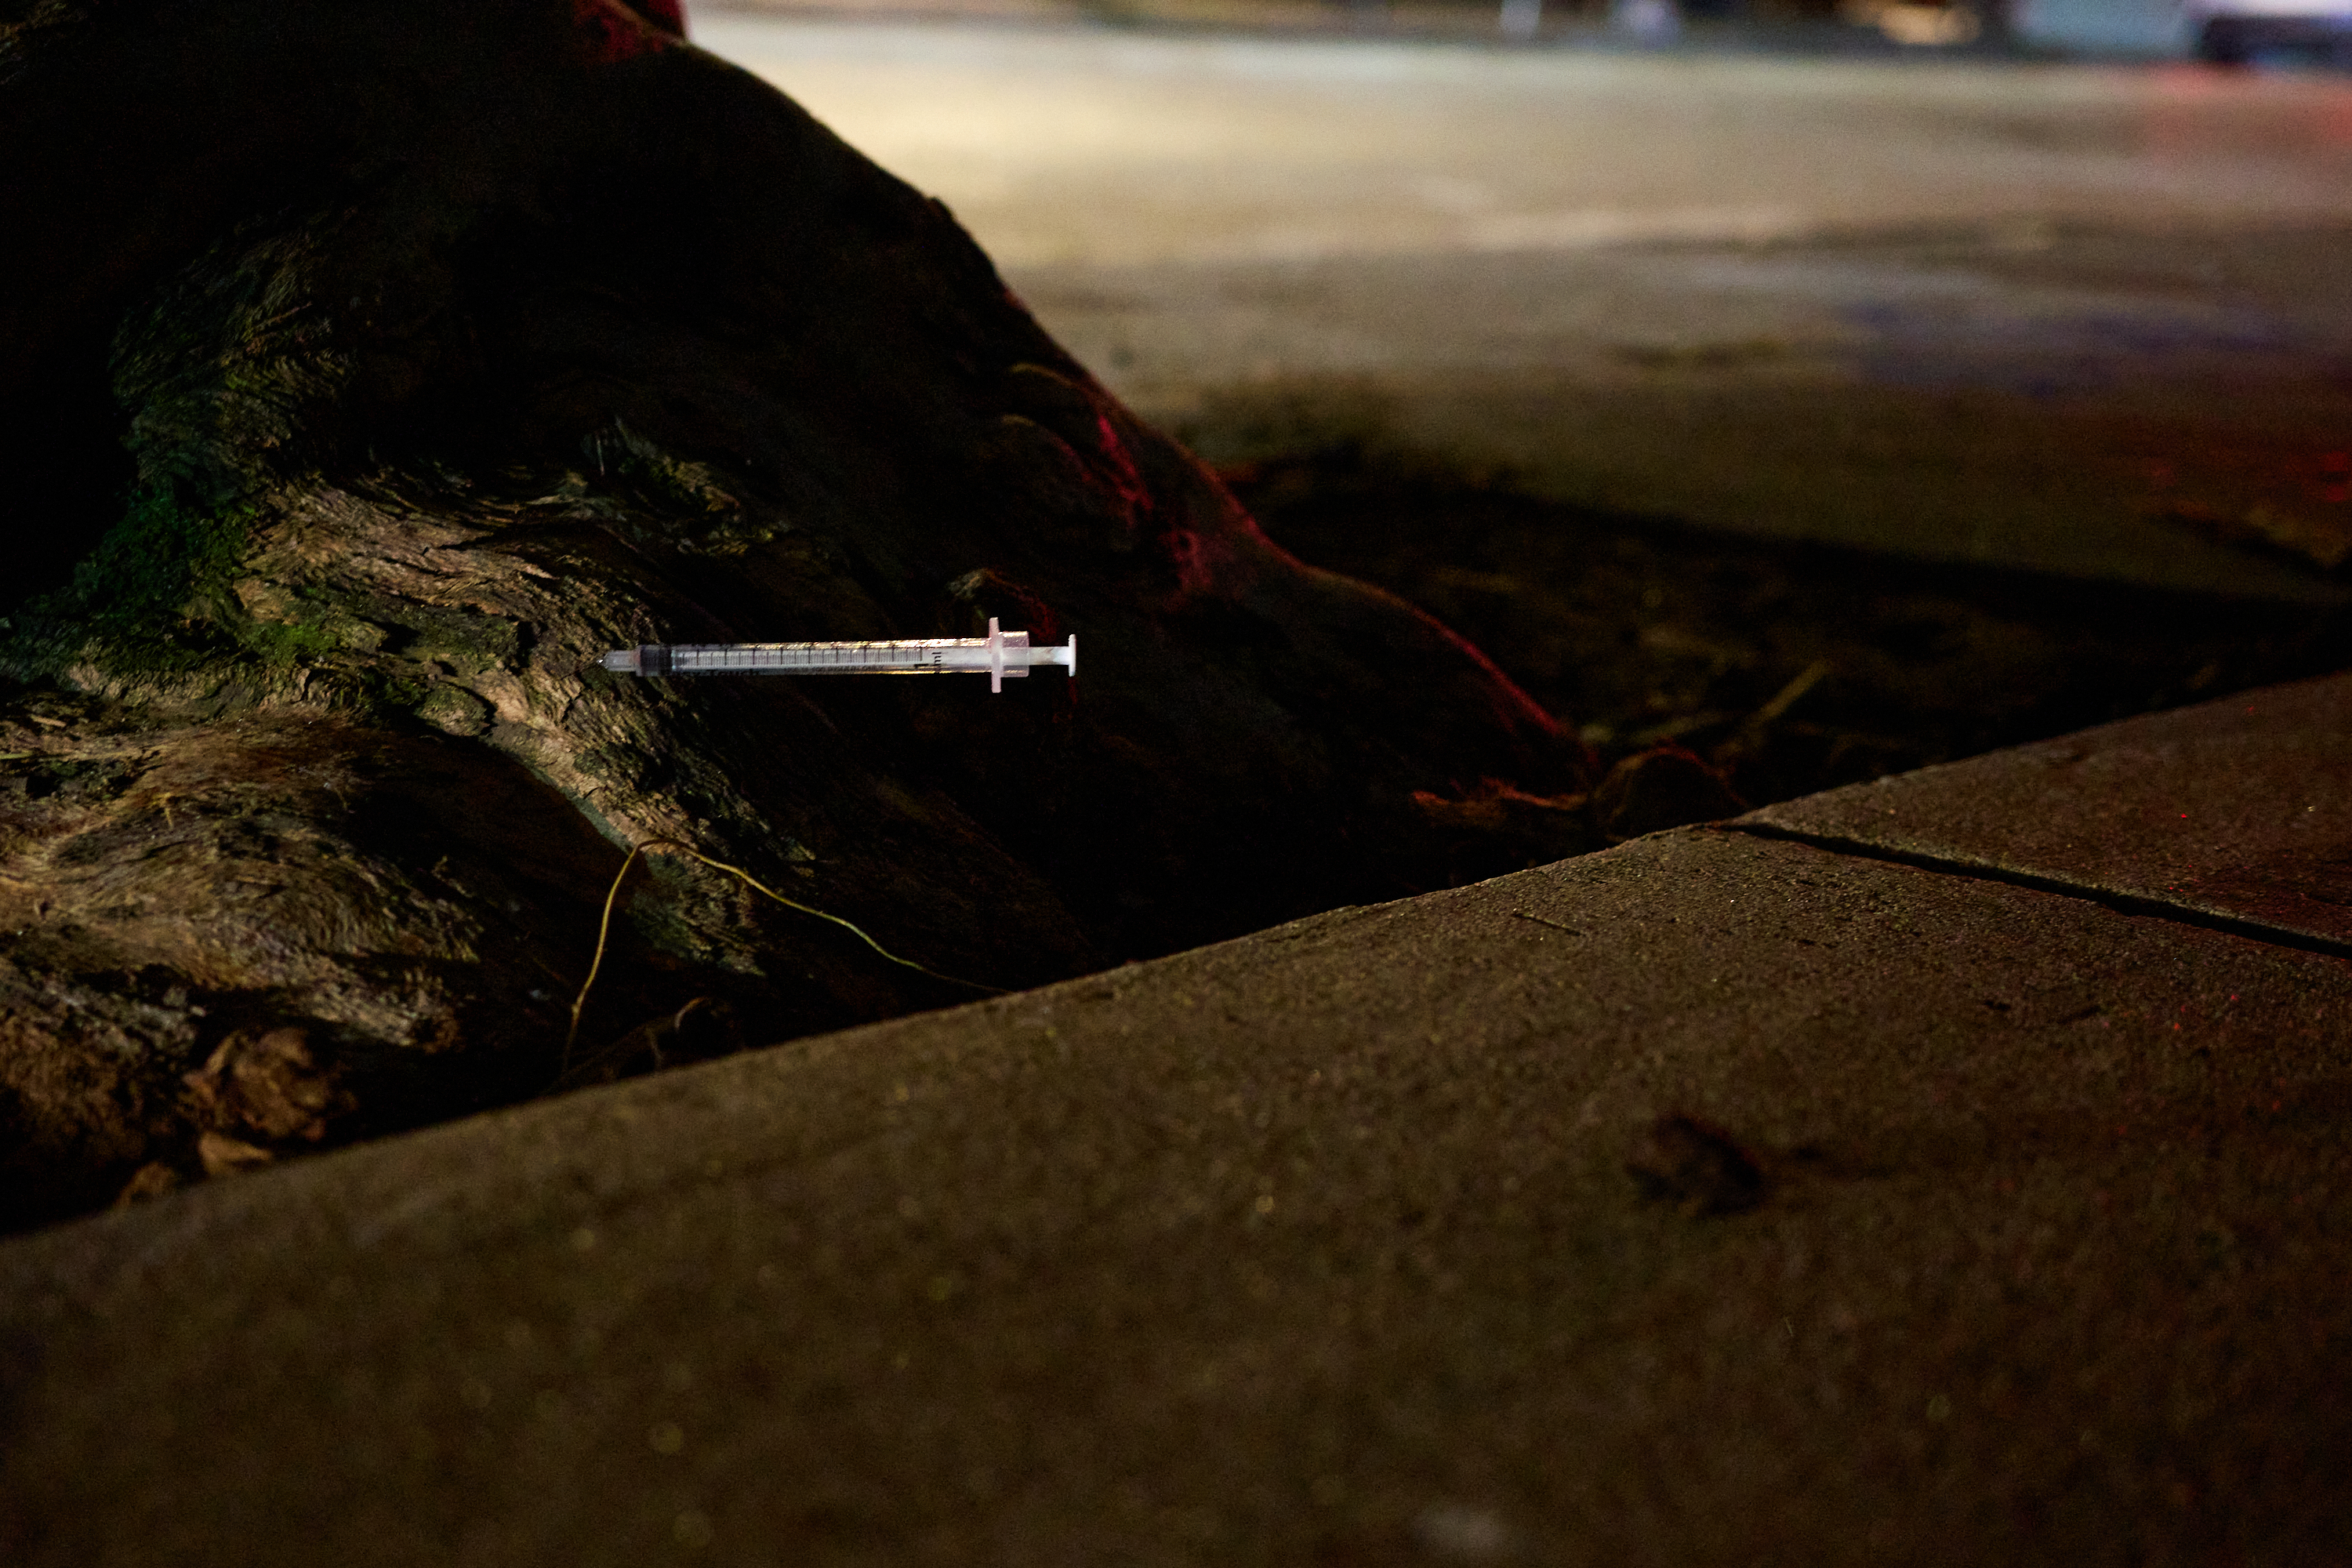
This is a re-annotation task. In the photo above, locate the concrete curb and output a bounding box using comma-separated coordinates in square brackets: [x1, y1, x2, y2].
[3, 675, 2348, 1566]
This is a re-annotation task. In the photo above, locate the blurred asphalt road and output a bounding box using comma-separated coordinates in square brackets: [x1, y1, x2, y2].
[688, 10, 2352, 599]
[689, 13, 2352, 265]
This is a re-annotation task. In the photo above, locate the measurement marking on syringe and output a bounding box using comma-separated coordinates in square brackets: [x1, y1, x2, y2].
[601, 619, 1076, 693]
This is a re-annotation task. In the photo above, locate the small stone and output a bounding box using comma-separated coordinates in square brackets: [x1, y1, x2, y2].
[1591, 745, 1747, 844]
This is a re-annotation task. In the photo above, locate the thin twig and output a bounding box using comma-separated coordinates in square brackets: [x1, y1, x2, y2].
[564, 837, 1004, 1064]
[1745, 659, 1833, 735]
[1510, 909, 1585, 935]
[566, 842, 651, 1068]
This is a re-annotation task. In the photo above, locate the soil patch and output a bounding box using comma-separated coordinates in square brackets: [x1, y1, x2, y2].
[1228, 443, 2352, 815]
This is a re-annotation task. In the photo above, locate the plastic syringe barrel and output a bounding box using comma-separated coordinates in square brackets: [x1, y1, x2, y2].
[600, 619, 1075, 694]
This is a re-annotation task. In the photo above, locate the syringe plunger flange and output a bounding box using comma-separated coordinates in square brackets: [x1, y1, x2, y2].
[600, 619, 1075, 693]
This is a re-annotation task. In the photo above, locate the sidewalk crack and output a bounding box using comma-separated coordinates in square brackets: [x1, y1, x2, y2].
[1720, 822, 2352, 964]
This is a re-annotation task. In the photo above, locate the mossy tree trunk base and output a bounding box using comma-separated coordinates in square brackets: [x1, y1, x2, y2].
[0, 0, 1589, 1230]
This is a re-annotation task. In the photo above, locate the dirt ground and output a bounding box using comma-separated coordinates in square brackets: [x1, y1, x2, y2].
[1225, 437, 2352, 814]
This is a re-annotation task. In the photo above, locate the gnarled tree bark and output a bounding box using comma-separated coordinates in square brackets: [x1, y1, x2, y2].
[0, 0, 1588, 1229]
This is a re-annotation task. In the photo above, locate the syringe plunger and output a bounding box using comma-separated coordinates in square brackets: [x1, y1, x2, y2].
[601, 619, 1076, 694]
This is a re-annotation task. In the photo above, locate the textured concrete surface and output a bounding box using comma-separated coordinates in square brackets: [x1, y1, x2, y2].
[3, 746, 2348, 1563]
[686, 15, 2352, 600]
[1746, 670, 2352, 950]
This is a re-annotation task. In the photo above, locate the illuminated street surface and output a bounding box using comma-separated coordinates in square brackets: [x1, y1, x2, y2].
[689, 11, 2352, 599]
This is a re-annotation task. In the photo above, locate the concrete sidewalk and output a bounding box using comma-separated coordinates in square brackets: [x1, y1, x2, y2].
[2, 674, 2347, 1566]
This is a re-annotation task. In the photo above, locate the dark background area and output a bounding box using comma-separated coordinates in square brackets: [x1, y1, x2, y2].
[1236, 443, 2352, 811]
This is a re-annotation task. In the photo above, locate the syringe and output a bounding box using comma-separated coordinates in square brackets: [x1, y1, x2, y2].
[600, 619, 1076, 694]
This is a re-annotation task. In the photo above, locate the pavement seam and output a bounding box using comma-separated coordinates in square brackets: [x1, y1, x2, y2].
[1719, 820, 2352, 965]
